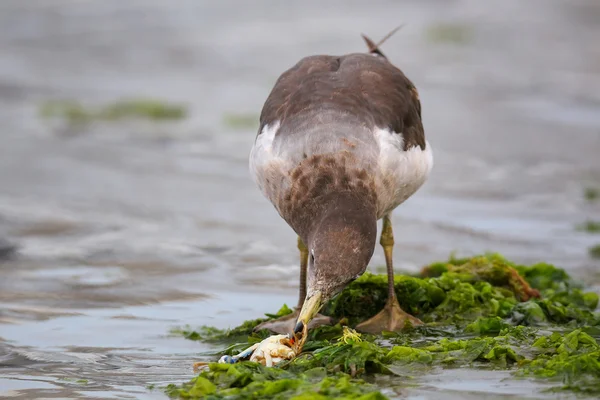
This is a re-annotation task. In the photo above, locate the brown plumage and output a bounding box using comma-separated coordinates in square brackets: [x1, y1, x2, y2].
[249, 29, 432, 338]
[259, 52, 425, 151]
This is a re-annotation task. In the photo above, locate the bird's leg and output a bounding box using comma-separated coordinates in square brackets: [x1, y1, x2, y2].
[355, 215, 422, 333]
[254, 236, 332, 335]
[297, 236, 308, 308]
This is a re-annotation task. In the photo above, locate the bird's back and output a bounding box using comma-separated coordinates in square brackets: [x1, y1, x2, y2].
[249, 52, 432, 235]
[259, 53, 424, 149]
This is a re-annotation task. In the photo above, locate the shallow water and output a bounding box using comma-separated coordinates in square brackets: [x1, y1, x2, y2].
[1, 0, 599, 398]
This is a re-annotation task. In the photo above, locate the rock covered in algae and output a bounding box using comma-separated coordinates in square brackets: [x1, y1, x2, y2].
[326, 254, 596, 327]
[420, 254, 542, 300]
[166, 254, 600, 399]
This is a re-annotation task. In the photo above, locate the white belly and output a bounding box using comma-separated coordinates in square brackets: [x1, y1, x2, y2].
[373, 128, 433, 219]
[249, 123, 433, 220]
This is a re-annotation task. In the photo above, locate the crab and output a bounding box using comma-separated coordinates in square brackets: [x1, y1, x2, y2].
[216, 334, 295, 367]
[192, 325, 309, 371]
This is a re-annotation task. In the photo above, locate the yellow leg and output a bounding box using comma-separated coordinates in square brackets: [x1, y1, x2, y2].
[381, 214, 396, 301]
[297, 236, 308, 309]
[355, 215, 422, 333]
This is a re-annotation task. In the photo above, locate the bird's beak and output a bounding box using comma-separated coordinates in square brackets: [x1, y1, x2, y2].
[293, 291, 323, 349]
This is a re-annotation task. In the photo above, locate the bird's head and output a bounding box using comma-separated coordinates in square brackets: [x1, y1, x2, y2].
[293, 194, 377, 344]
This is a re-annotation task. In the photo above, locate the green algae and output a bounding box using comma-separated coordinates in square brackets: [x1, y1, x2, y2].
[40, 98, 186, 124]
[323, 273, 446, 326]
[513, 261, 571, 291]
[425, 23, 472, 45]
[165, 362, 385, 400]
[222, 113, 259, 129]
[168, 255, 600, 399]
[328, 254, 559, 327]
[585, 187, 599, 202]
[101, 99, 186, 120]
[520, 329, 600, 393]
[589, 244, 600, 259]
[465, 316, 510, 334]
[577, 220, 600, 233]
[59, 377, 89, 385]
[421, 253, 541, 300]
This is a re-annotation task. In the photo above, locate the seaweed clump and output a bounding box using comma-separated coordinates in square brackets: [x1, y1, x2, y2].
[40, 98, 187, 124]
[168, 254, 600, 399]
[166, 363, 386, 400]
[585, 187, 599, 202]
[168, 328, 387, 400]
[577, 220, 600, 233]
[520, 329, 600, 393]
[327, 254, 598, 328]
[590, 244, 600, 260]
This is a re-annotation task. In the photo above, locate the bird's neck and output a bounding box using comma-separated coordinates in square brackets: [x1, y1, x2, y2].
[301, 191, 377, 250]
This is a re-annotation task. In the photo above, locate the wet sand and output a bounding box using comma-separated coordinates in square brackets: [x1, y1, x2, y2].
[1, 0, 599, 398]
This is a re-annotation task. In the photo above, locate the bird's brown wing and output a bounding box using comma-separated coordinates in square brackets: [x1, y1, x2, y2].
[258, 55, 341, 130]
[258, 53, 424, 151]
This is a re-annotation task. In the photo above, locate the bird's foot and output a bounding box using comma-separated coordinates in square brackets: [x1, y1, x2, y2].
[254, 309, 333, 335]
[355, 298, 422, 334]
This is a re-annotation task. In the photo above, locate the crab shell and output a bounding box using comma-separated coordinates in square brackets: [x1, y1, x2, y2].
[249, 334, 297, 367]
